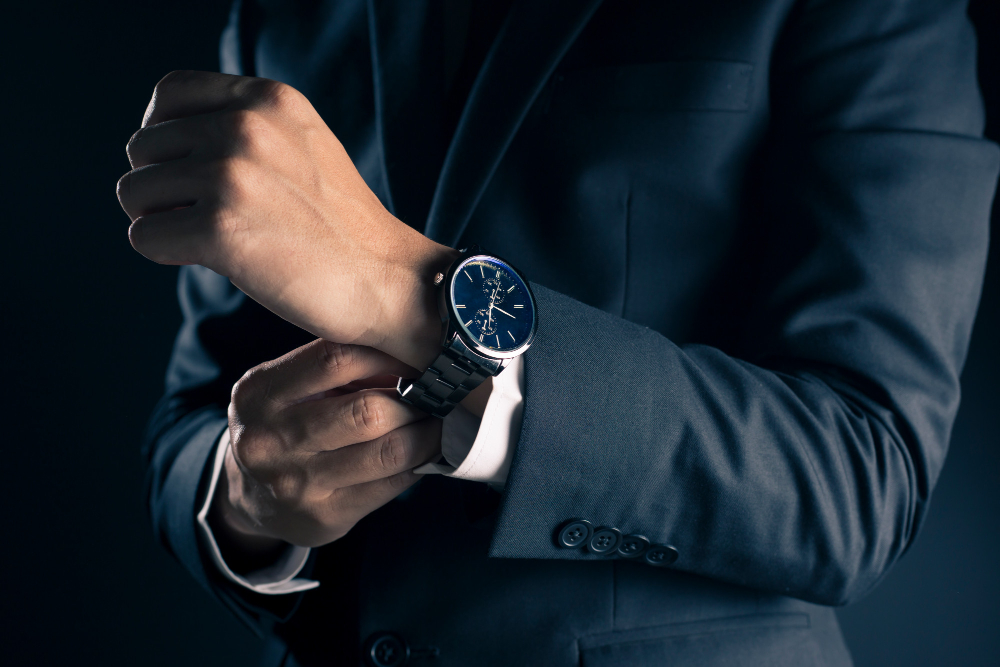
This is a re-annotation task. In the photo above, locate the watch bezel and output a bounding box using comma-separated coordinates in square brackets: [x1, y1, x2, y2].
[443, 251, 538, 360]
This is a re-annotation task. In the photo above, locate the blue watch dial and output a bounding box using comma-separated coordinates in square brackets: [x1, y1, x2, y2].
[451, 256, 535, 353]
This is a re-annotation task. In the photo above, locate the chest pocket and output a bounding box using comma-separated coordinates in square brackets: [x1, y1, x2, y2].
[550, 60, 754, 114]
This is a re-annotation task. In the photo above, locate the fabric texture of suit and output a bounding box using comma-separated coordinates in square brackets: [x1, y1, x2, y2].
[144, 0, 999, 665]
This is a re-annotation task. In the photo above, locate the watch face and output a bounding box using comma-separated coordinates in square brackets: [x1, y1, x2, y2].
[450, 255, 536, 355]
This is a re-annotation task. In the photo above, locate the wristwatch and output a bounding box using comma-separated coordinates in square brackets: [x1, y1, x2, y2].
[397, 246, 538, 418]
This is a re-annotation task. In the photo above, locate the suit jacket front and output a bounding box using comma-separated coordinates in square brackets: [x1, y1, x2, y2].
[144, 0, 999, 665]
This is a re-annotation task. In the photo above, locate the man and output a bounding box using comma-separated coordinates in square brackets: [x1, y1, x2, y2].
[120, 0, 999, 665]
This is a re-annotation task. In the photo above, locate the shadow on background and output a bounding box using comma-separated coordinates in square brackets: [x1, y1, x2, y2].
[0, 1, 995, 664]
[2, 2, 263, 663]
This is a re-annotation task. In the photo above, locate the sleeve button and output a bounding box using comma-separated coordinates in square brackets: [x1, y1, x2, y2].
[363, 632, 409, 667]
[587, 527, 622, 555]
[616, 534, 650, 558]
[644, 545, 679, 566]
[557, 519, 593, 549]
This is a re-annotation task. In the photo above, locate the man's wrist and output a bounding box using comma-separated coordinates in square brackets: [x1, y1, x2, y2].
[373, 231, 460, 371]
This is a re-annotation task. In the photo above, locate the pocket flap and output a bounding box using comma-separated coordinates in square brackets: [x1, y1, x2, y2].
[579, 613, 819, 667]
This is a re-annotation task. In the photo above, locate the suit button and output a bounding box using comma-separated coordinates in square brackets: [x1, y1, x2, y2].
[364, 632, 409, 667]
[557, 519, 593, 549]
[644, 545, 679, 567]
[617, 534, 650, 558]
[588, 527, 622, 555]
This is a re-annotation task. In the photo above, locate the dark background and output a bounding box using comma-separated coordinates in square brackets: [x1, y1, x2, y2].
[2, 2, 996, 664]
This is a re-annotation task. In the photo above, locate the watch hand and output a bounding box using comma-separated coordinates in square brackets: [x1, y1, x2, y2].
[493, 306, 516, 319]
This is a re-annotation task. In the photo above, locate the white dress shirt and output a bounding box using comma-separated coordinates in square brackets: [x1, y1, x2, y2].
[196, 355, 525, 594]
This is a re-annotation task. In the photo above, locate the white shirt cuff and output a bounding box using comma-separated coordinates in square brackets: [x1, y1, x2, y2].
[414, 354, 524, 487]
[199, 355, 525, 593]
[196, 428, 320, 595]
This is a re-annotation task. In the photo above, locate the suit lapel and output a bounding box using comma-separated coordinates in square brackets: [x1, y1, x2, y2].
[424, 0, 604, 247]
[368, 0, 604, 243]
[367, 0, 446, 228]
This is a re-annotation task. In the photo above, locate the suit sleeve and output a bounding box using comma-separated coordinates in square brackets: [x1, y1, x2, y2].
[143, 265, 318, 631]
[488, 0, 1000, 606]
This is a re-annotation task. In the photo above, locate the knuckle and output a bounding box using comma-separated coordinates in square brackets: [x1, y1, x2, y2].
[207, 156, 243, 192]
[376, 431, 409, 473]
[231, 367, 265, 413]
[156, 69, 186, 89]
[317, 341, 354, 379]
[231, 430, 270, 472]
[230, 374, 252, 409]
[152, 70, 190, 100]
[386, 470, 413, 492]
[204, 158, 252, 216]
[259, 80, 302, 114]
[152, 72, 176, 97]
[146, 70, 195, 126]
[350, 392, 385, 435]
[199, 200, 226, 233]
[269, 470, 307, 505]
[220, 158, 256, 209]
[200, 197, 248, 274]
[225, 108, 266, 151]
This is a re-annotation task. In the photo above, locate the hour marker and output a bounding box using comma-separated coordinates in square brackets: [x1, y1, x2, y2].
[464, 319, 473, 327]
[464, 270, 473, 282]
[456, 305, 466, 308]
[496, 269, 501, 278]
[479, 333, 484, 341]
[513, 304, 524, 308]
[507, 285, 515, 292]
[496, 334, 501, 347]
[508, 331, 516, 341]
[480, 265, 484, 278]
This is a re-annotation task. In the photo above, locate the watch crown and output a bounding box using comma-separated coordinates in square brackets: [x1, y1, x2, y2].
[433, 272, 445, 286]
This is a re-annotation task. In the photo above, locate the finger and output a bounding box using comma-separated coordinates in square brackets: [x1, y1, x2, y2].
[128, 108, 248, 169]
[255, 339, 417, 406]
[288, 388, 427, 452]
[126, 117, 198, 169]
[117, 157, 208, 221]
[308, 418, 441, 489]
[127, 204, 212, 265]
[142, 70, 276, 127]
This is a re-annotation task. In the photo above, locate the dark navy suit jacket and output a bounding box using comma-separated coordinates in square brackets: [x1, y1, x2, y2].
[144, 0, 1000, 665]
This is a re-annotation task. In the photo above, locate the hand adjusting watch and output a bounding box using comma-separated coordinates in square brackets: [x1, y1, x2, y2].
[397, 246, 537, 418]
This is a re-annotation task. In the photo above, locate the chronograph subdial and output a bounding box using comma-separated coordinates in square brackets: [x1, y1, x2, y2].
[472, 308, 498, 337]
[482, 277, 506, 304]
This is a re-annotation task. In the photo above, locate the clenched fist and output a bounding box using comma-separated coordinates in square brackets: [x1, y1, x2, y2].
[118, 71, 457, 370]
[213, 339, 442, 554]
